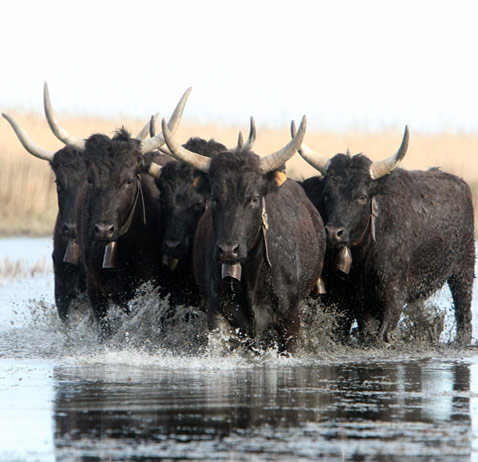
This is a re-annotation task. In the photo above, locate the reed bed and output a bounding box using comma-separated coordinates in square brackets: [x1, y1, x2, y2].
[1, 110, 478, 235]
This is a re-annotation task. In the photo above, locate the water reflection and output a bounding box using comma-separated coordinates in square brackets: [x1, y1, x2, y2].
[53, 360, 472, 461]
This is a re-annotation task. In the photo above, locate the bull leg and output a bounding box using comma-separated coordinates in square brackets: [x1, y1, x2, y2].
[358, 285, 405, 344]
[379, 304, 404, 343]
[53, 259, 82, 323]
[277, 302, 301, 353]
[448, 273, 473, 345]
[86, 279, 112, 337]
[220, 300, 255, 339]
[205, 295, 222, 330]
[322, 292, 356, 342]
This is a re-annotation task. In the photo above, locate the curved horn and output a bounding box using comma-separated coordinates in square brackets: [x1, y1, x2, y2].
[161, 118, 211, 173]
[148, 162, 162, 179]
[236, 131, 244, 150]
[141, 87, 192, 154]
[149, 113, 158, 137]
[243, 116, 256, 151]
[369, 125, 409, 180]
[260, 115, 307, 174]
[2, 113, 55, 161]
[135, 112, 159, 140]
[43, 82, 86, 151]
[291, 120, 329, 174]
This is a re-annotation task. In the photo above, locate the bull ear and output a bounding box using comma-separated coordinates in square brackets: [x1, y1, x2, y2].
[291, 120, 329, 175]
[369, 126, 409, 180]
[193, 175, 202, 188]
[275, 170, 287, 187]
[192, 171, 210, 194]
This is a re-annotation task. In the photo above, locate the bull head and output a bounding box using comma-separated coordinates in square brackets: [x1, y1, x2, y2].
[161, 116, 307, 281]
[292, 122, 409, 180]
[2, 112, 85, 265]
[160, 115, 307, 174]
[302, 126, 409, 274]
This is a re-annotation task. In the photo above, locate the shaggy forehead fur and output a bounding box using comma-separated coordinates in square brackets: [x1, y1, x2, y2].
[209, 148, 270, 199]
[160, 161, 198, 185]
[159, 162, 207, 200]
[83, 128, 142, 172]
[183, 137, 226, 158]
[158, 137, 227, 196]
[325, 153, 373, 194]
[51, 146, 84, 170]
[51, 147, 85, 187]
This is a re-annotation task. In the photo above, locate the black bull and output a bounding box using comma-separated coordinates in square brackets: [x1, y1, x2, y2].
[153, 137, 227, 307]
[298, 126, 475, 344]
[77, 130, 163, 331]
[161, 117, 326, 352]
[35, 85, 192, 332]
[2, 112, 87, 322]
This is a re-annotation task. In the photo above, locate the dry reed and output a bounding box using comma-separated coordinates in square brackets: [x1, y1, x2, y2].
[1, 110, 477, 235]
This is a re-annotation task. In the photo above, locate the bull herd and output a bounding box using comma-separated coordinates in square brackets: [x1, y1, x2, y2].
[3, 84, 475, 352]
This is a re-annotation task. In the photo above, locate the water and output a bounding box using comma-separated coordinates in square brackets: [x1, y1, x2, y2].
[1, 237, 478, 461]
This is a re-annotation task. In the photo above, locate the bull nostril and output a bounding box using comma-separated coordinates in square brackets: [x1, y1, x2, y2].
[63, 222, 77, 236]
[165, 240, 181, 250]
[218, 242, 240, 259]
[325, 225, 345, 242]
[218, 244, 225, 256]
[94, 223, 115, 239]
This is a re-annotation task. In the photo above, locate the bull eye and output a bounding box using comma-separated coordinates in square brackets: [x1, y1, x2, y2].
[125, 177, 135, 188]
[193, 201, 204, 211]
[251, 196, 260, 207]
[358, 194, 368, 205]
[87, 178, 94, 189]
[210, 196, 217, 207]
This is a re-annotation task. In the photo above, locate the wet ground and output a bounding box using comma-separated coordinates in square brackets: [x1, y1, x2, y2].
[1, 237, 478, 461]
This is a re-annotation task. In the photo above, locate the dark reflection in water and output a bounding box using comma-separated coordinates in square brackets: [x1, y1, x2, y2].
[52, 360, 472, 461]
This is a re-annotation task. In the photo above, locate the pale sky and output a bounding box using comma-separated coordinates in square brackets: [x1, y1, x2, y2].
[1, 0, 478, 132]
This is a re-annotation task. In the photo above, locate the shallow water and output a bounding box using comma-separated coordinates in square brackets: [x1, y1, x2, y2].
[1, 237, 478, 461]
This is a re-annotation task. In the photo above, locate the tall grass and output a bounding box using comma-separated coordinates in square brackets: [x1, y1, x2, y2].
[1, 110, 478, 235]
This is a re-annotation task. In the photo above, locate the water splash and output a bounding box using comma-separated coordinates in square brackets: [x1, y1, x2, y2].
[1, 279, 474, 370]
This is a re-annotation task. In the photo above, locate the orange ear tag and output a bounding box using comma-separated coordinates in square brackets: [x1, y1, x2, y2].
[275, 171, 287, 187]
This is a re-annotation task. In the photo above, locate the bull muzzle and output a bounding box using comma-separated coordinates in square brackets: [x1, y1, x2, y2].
[217, 241, 240, 261]
[325, 225, 348, 245]
[94, 222, 116, 241]
[62, 222, 77, 239]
